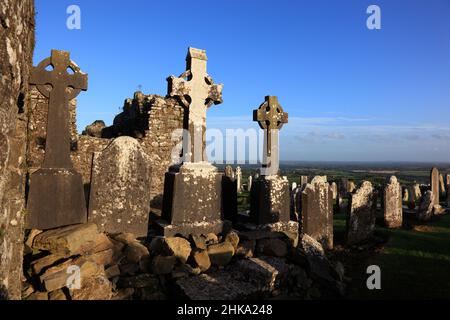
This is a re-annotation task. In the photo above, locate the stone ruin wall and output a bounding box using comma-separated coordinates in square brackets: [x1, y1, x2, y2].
[0, 0, 35, 300]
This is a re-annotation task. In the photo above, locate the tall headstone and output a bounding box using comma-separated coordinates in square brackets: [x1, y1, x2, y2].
[403, 188, 409, 202]
[348, 181, 356, 193]
[408, 185, 417, 209]
[158, 48, 227, 237]
[292, 182, 298, 190]
[88, 137, 152, 237]
[446, 174, 450, 188]
[250, 96, 295, 232]
[236, 166, 242, 193]
[430, 167, 440, 207]
[301, 176, 334, 249]
[347, 181, 376, 245]
[27, 50, 87, 229]
[383, 176, 402, 228]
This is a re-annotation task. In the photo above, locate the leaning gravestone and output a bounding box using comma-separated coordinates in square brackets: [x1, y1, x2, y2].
[439, 174, 446, 197]
[301, 176, 334, 249]
[383, 176, 402, 228]
[157, 48, 227, 237]
[250, 96, 294, 232]
[27, 50, 88, 229]
[430, 167, 440, 207]
[347, 181, 376, 245]
[88, 137, 152, 237]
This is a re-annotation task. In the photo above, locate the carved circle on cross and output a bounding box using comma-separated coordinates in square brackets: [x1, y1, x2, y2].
[254, 96, 288, 130]
[34, 56, 84, 101]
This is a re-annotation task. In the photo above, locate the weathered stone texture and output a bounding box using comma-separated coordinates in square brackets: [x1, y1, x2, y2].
[250, 175, 290, 225]
[301, 176, 333, 250]
[0, 0, 35, 300]
[383, 176, 403, 228]
[110, 92, 184, 209]
[88, 137, 152, 237]
[346, 181, 376, 245]
[27, 86, 77, 171]
[431, 167, 439, 207]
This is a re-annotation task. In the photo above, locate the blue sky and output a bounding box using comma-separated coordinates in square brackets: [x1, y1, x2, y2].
[34, 0, 450, 162]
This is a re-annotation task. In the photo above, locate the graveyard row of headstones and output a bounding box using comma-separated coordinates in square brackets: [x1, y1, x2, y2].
[25, 48, 449, 252]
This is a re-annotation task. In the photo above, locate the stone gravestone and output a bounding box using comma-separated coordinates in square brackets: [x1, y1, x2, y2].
[27, 50, 88, 229]
[222, 165, 238, 223]
[236, 166, 242, 193]
[417, 191, 434, 222]
[88, 137, 152, 237]
[430, 167, 440, 207]
[383, 176, 402, 228]
[403, 188, 409, 202]
[247, 175, 253, 192]
[301, 176, 334, 249]
[439, 174, 446, 198]
[346, 181, 376, 245]
[157, 48, 227, 237]
[408, 185, 418, 209]
[331, 182, 338, 201]
[249, 96, 292, 230]
[300, 176, 308, 187]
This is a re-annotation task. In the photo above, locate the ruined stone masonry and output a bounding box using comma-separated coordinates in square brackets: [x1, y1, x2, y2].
[0, 0, 35, 299]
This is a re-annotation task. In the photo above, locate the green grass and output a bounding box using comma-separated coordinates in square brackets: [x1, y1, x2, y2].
[335, 213, 450, 299]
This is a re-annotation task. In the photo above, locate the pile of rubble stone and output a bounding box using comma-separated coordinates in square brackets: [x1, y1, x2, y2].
[22, 223, 346, 300]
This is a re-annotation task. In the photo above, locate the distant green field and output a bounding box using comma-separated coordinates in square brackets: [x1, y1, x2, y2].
[334, 213, 450, 299]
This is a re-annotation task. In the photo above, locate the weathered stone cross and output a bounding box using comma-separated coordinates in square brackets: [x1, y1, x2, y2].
[27, 50, 88, 229]
[168, 47, 223, 163]
[253, 96, 288, 175]
[30, 49, 88, 168]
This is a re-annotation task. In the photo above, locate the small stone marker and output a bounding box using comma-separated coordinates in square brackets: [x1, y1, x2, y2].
[383, 176, 402, 228]
[301, 176, 334, 249]
[439, 174, 446, 197]
[236, 166, 242, 193]
[27, 50, 88, 229]
[158, 48, 228, 237]
[430, 167, 440, 207]
[247, 175, 253, 191]
[347, 181, 376, 245]
[300, 176, 308, 187]
[417, 191, 434, 221]
[88, 137, 152, 237]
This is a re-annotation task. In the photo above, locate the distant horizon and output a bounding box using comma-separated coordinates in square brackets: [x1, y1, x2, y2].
[34, 0, 450, 162]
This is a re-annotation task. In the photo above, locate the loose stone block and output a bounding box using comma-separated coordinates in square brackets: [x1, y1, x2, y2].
[346, 181, 376, 245]
[88, 136, 152, 237]
[383, 176, 403, 228]
[301, 176, 334, 250]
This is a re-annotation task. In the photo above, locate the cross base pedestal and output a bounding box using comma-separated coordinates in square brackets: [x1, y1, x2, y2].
[250, 175, 291, 225]
[27, 168, 87, 229]
[157, 162, 230, 237]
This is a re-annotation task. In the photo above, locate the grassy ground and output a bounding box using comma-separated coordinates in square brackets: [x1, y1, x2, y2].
[334, 213, 450, 299]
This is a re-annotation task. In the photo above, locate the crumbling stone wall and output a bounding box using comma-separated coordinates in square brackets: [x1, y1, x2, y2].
[0, 0, 35, 300]
[109, 92, 184, 210]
